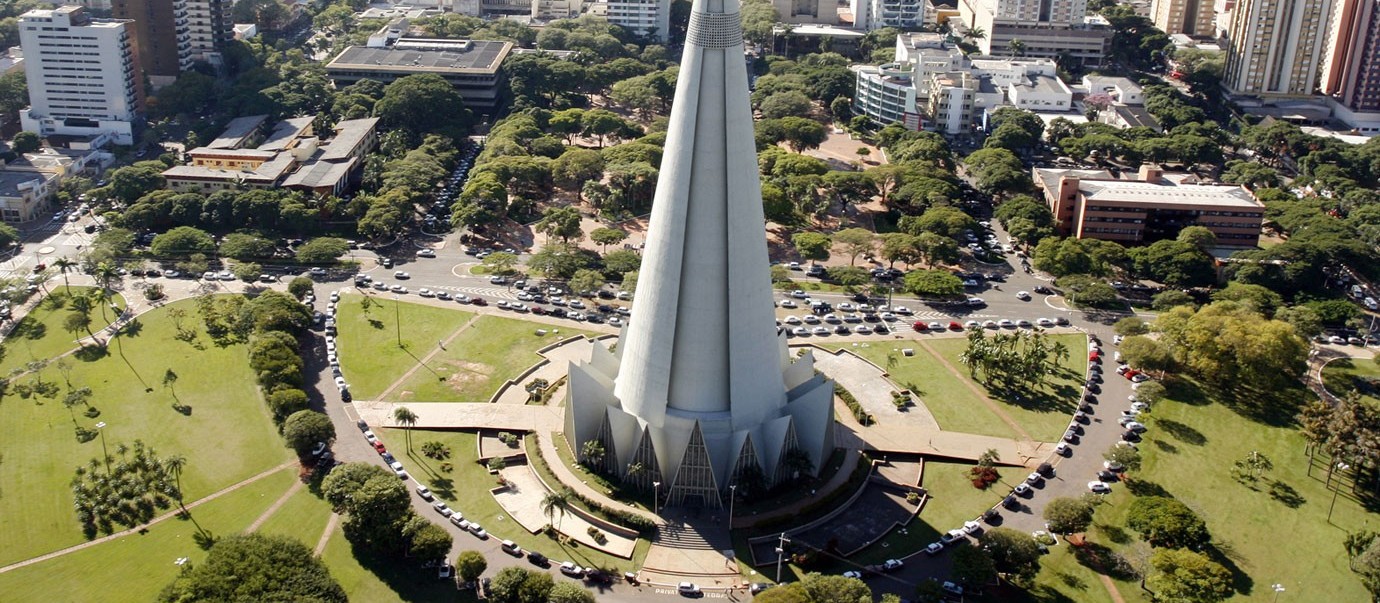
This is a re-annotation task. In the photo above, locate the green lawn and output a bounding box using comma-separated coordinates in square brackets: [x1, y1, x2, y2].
[1081, 380, 1371, 602]
[0, 297, 291, 566]
[1321, 357, 1380, 406]
[255, 485, 336, 548]
[0, 467, 298, 603]
[320, 521, 480, 603]
[825, 333, 1085, 442]
[333, 294, 475, 399]
[1015, 542, 1123, 603]
[378, 428, 648, 573]
[1, 286, 126, 375]
[387, 316, 596, 403]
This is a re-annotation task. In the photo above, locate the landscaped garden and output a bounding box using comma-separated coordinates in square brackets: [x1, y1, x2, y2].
[823, 332, 1086, 441]
[0, 296, 290, 566]
[0, 286, 125, 375]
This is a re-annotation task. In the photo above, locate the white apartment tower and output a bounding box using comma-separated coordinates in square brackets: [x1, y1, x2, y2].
[18, 6, 141, 145]
[1223, 0, 1336, 96]
[185, 0, 233, 64]
[852, 0, 927, 29]
[606, 0, 671, 42]
[1151, 0, 1216, 36]
[989, 0, 1087, 23]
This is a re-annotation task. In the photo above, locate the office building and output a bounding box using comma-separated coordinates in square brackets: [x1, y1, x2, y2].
[185, 0, 233, 64]
[18, 6, 142, 146]
[325, 32, 512, 112]
[1151, 0, 1216, 36]
[959, 0, 1110, 66]
[851, 0, 927, 29]
[605, 0, 671, 42]
[1034, 164, 1265, 246]
[1321, 0, 1380, 121]
[565, 0, 834, 509]
[113, 0, 193, 86]
[1223, 0, 1335, 97]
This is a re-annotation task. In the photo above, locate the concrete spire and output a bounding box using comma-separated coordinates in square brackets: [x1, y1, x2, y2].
[565, 0, 834, 509]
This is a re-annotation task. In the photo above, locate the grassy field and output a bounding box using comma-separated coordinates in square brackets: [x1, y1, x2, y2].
[320, 520, 480, 603]
[387, 316, 596, 403]
[255, 484, 336, 548]
[0, 467, 298, 602]
[0, 297, 291, 566]
[333, 294, 474, 399]
[826, 333, 1085, 441]
[376, 428, 648, 573]
[1, 286, 126, 375]
[1081, 380, 1372, 602]
[1321, 357, 1380, 406]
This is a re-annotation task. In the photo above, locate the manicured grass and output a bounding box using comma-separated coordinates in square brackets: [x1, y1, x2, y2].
[1015, 541, 1122, 603]
[0, 467, 298, 603]
[333, 293, 475, 399]
[320, 520, 481, 603]
[387, 316, 596, 403]
[915, 460, 1009, 535]
[0, 297, 291, 566]
[543, 431, 655, 513]
[1321, 357, 1380, 406]
[1, 286, 126, 375]
[1082, 381, 1371, 603]
[928, 334, 1087, 442]
[376, 428, 647, 573]
[255, 484, 336, 548]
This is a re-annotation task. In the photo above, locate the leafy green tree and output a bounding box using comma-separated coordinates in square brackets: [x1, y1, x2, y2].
[1114, 316, 1150, 336]
[980, 527, 1042, 582]
[1354, 537, 1380, 600]
[759, 90, 813, 120]
[536, 206, 584, 243]
[527, 243, 594, 279]
[1119, 335, 1175, 375]
[777, 116, 828, 153]
[569, 269, 605, 295]
[1127, 496, 1210, 549]
[157, 533, 345, 603]
[900, 206, 978, 241]
[287, 277, 313, 300]
[220, 233, 276, 260]
[1103, 445, 1143, 472]
[827, 266, 870, 289]
[0, 222, 18, 249]
[488, 566, 554, 603]
[904, 269, 963, 297]
[964, 147, 1028, 196]
[792, 232, 832, 264]
[151, 226, 215, 257]
[107, 162, 167, 203]
[878, 233, 919, 268]
[11, 131, 39, 154]
[1032, 237, 1125, 277]
[483, 251, 520, 276]
[1044, 496, 1096, 534]
[547, 582, 596, 603]
[590, 227, 629, 252]
[1147, 548, 1234, 603]
[266, 388, 309, 423]
[456, 550, 487, 582]
[1056, 275, 1121, 308]
[914, 232, 959, 268]
[233, 262, 262, 282]
[1152, 289, 1196, 311]
[951, 545, 997, 588]
[294, 237, 350, 264]
[1154, 301, 1308, 387]
[374, 74, 472, 143]
[1210, 282, 1283, 317]
[832, 228, 875, 266]
[402, 516, 452, 560]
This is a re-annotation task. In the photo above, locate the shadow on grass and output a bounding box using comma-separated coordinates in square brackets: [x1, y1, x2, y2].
[12, 319, 46, 340]
[119, 319, 143, 338]
[1123, 479, 1172, 498]
[1152, 440, 1179, 454]
[348, 542, 472, 602]
[1155, 419, 1206, 445]
[1205, 542, 1254, 597]
[1268, 480, 1305, 508]
[73, 345, 110, 362]
[1094, 524, 1132, 544]
[1072, 542, 1137, 581]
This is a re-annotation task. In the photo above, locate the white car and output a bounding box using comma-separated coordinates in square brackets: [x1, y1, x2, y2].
[1037, 318, 1055, 327]
[1016, 291, 1031, 300]
[393, 271, 410, 279]
[779, 299, 798, 308]
[1088, 481, 1112, 494]
[1131, 373, 1150, 383]
[784, 315, 802, 325]
[803, 314, 821, 324]
[433, 501, 452, 517]
[389, 461, 407, 479]
[560, 562, 585, 578]
[416, 248, 436, 258]
[416, 485, 434, 501]
[791, 289, 808, 299]
[418, 288, 434, 297]
[1104, 460, 1125, 472]
[962, 520, 981, 534]
[925, 542, 944, 555]
[1055, 442, 1071, 456]
[998, 319, 1016, 328]
[678, 582, 701, 595]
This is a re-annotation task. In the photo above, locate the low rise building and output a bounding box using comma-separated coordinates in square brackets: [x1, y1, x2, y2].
[1034, 164, 1264, 246]
[162, 116, 378, 196]
[325, 25, 512, 113]
[1081, 75, 1144, 105]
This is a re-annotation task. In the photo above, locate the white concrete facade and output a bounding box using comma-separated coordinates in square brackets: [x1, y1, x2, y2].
[1223, 0, 1336, 97]
[851, 0, 927, 29]
[566, 0, 834, 509]
[18, 6, 140, 146]
[605, 0, 671, 42]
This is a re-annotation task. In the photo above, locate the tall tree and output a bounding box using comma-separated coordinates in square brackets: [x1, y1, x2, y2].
[393, 406, 418, 453]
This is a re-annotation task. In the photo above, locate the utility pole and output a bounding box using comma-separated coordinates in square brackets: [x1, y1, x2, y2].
[728, 484, 736, 528]
[393, 294, 401, 347]
[775, 533, 790, 583]
[653, 481, 661, 516]
[95, 421, 110, 475]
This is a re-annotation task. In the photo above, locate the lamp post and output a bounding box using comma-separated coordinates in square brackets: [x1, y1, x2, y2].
[652, 481, 660, 517]
[1272, 583, 1285, 603]
[775, 533, 791, 583]
[728, 484, 737, 528]
[1328, 462, 1351, 524]
[392, 294, 401, 348]
[94, 421, 110, 475]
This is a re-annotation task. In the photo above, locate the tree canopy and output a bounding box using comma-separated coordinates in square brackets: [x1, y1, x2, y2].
[157, 533, 345, 603]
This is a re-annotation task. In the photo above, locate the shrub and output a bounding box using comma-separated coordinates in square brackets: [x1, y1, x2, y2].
[969, 466, 1000, 489]
[835, 383, 875, 425]
[421, 440, 451, 459]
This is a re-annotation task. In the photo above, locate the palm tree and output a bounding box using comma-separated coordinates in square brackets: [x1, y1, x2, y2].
[393, 406, 418, 453]
[92, 262, 119, 325]
[964, 26, 986, 41]
[540, 489, 571, 533]
[53, 258, 76, 291]
[164, 455, 187, 506]
[1008, 39, 1026, 58]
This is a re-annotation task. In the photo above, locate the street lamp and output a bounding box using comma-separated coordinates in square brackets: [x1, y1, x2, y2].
[728, 484, 737, 528]
[652, 481, 660, 517]
[1272, 583, 1285, 603]
[1329, 462, 1352, 524]
[94, 421, 110, 475]
[392, 294, 402, 348]
[775, 533, 791, 583]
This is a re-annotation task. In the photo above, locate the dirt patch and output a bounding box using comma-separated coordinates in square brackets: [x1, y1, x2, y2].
[396, 390, 414, 400]
[443, 360, 494, 390]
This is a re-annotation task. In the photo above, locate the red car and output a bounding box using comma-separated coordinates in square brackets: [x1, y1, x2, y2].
[1089, 350, 1100, 361]
[912, 321, 929, 332]
[949, 321, 963, 330]
[1124, 369, 1141, 380]
[373, 441, 387, 454]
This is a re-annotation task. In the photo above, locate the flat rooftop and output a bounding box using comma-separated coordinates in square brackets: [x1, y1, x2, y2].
[259, 116, 315, 152]
[0, 171, 50, 198]
[327, 39, 511, 74]
[319, 117, 379, 162]
[1114, 105, 1160, 129]
[206, 115, 269, 149]
[1079, 180, 1262, 209]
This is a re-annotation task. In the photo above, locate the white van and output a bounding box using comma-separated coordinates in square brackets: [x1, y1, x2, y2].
[1366, 297, 1378, 311]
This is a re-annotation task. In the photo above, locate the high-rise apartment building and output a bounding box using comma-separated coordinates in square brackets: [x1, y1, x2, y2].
[851, 0, 927, 29]
[113, 0, 192, 86]
[1151, 0, 1216, 36]
[959, 0, 1110, 66]
[1321, 0, 1380, 115]
[18, 6, 142, 145]
[605, 0, 671, 43]
[185, 0, 232, 64]
[1223, 0, 1335, 96]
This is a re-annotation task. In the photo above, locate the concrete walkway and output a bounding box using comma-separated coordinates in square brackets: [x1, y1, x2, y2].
[812, 348, 940, 430]
[534, 431, 660, 523]
[494, 464, 637, 558]
[493, 337, 596, 405]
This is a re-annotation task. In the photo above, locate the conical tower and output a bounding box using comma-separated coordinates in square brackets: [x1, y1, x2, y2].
[564, 0, 834, 509]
